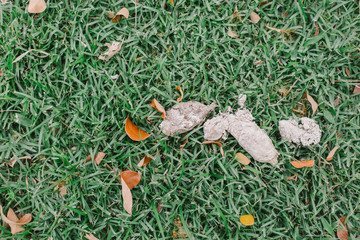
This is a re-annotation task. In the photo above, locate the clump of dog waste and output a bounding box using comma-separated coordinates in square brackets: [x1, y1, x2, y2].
[204, 95, 279, 165]
[279, 117, 321, 146]
[160, 101, 216, 136]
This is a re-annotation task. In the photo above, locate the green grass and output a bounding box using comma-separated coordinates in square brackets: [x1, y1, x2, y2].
[1, 0, 360, 239]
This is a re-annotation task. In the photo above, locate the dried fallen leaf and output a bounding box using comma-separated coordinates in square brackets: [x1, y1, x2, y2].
[304, 93, 318, 116]
[125, 116, 151, 141]
[0, 205, 32, 235]
[240, 214, 254, 226]
[228, 29, 239, 38]
[290, 160, 315, 168]
[121, 175, 133, 215]
[266, 25, 294, 36]
[286, 173, 298, 181]
[235, 153, 251, 165]
[99, 40, 124, 61]
[254, 60, 265, 66]
[13, 49, 49, 63]
[334, 96, 341, 107]
[85, 233, 99, 240]
[0, 69, 2, 76]
[326, 146, 339, 161]
[7, 156, 31, 168]
[346, 68, 351, 77]
[94, 152, 105, 165]
[337, 217, 349, 240]
[28, 0, 46, 13]
[314, 22, 319, 37]
[172, 218, 188, 239]
[156, 202, 162, 212]
[121, 170, 141, 190]
[202, 141, 224, 158]
[59, 187, 67, 196]
[250, 12, 260, 23]
[258, 1, 270, 7]
[180, 137, 188, 150]
[112, 8, 129, 22]
[137, 156, 152, 167]
[353, 85, 360, 94]
[150, 99, 166, 119]
[176, 86, 183, 102]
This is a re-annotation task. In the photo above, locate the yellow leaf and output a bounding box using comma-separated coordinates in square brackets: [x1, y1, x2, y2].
[240, 214, 254, 226]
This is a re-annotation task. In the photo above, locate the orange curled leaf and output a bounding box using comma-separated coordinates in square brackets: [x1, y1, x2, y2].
[0, 205, 32, 235]
[137, 156, 152, 167]
[176, 86, 183, 102]
[326, 146, 339, 161]
[202, 141, 224, 158]
[121, 170, 141, 190]
[170, 0, 174, 5]
[94, 152, 105, 165]
[304, 93, 318, 116]
[250, 12, 260, 23]
[112, 8, 129, 22]
[150, 99, 166, 119]
[28, 0, 46, 13]
[125, 117, 151, 141]
[290, 160, 315, 168]
[286, 173, 298, 181]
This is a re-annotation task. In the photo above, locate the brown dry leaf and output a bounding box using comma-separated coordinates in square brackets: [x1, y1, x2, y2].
[202, 141, 224, 158]
[266, 25, 294, 36]
[7, 156, 31, 168]
[83, 155, 91, 163]
[0, 69, 2, 76]
[0, 205, 32, 235]
[228, 29, 239, 38]
[286, 173, 298, 181]
[156, 202, 162, 212]
[85, 233, 99, 240]
[180, 137, 188, 150]
[290, 160, 315, 168]
[172, 218, 188, 239]
[353, 85, 360, 94]
[94, 152, 105, 165]
[28, 0, 46, 13]
[334, 96, 341, 107]
[121, 170, 141, 190]
[235, 153, 251, 165]
[326, 146, 339, 161]
[233, 5, 239, 18]
[137, 156, 152, 167]
[150, 99, 166, 119]
[254, 60, 265, 66]
[314, 22, 319, 37]
[258, 1, 270, 7]
[346, 68, 351, 77]
[170, 0, 174, 5]
[337, 217, 349, 240]
[112, 8, 129, 22]
[99, 40, 124, 61]
[59, 187, 67, 196]
[176, 86, 183, 102]
[304, 93, 318, 116]
[121, 175, 133, 215]
[125, 116, 151, 141]
[250, 12, 260, 23]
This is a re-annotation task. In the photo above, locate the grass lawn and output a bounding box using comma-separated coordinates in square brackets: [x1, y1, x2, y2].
[1, 0, 360, 239]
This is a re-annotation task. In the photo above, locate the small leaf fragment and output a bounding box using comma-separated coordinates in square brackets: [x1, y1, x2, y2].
[125, 116, 151, 141]
[180, 137, 188, 150]
[59, 187, 67, 196]
[228, 29, 239, 38]
[304, 93, 318, 116]
[353, 85, 360, 94]
[202, 141, 224, 158]
[121, 170, 141, 190]
[250, 12, 260, 23]
[121, 176, 133, 215]
[85, 233, 99, 240]
[150, 99, 166, 119]
[345, 68, 351, 77]
[254, 60, 265, 66]
[112, 8, 129, 22]
[286, 173, 298, 181]
[337, 229, 349, 240]
[235, 153, 251, 165]
[99, 40, 124, 61]
[28, 0, 46, 13]
[172, 218, 188, 239]
[240, 214, 254, 226]
[290, 160, 315, 168]
[176, 86, 183, 102]
[137, 156, 152, 167]
[314, 22, 319, 36]
[258, 1, 270, 7]
[94, 152, 105, 165]
[326, 146, 339, 161]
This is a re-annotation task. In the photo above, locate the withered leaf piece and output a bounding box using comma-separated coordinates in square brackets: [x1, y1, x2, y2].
[125, 117, 151, 141]
[99, 40, 124, 61]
